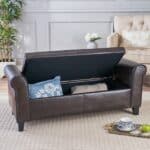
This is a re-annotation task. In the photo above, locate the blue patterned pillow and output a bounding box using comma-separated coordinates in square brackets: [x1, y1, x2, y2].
[28, 76, 63, 99]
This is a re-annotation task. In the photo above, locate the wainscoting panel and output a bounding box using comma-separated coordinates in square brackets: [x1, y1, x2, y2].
[50, 22, 111, 50]
[15, 21, 37, 60]
[15, 0, 150, 64]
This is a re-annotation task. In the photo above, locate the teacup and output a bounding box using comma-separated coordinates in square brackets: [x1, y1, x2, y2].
[117, 117, 134, 130]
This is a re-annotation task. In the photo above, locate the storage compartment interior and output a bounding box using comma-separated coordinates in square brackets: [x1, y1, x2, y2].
[61, 77, 130, 95]
[22, 48, 124, 84]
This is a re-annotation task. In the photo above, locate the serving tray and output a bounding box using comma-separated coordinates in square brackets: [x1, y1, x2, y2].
[104, 123, 150, 139]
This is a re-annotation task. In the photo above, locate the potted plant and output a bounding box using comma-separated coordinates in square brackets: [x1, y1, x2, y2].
[85, 33, 102, 49]
[0, 0, 23, 78]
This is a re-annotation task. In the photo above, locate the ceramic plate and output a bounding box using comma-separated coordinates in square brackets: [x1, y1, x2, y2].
[115, 123, 137, 132]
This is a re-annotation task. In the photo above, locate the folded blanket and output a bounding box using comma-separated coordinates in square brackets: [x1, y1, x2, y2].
[71, 83, 108, 94]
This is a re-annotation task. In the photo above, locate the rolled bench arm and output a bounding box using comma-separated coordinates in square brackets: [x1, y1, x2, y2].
[4, 65, 29, 121]
[114, 59, 147, 107]
[4, 65, 28, 96]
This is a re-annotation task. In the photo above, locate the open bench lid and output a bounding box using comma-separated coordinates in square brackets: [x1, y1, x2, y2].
[22, 48, 125, 84]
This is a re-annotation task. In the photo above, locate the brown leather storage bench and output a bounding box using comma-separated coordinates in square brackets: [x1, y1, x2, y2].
[5, 48, 146, 131]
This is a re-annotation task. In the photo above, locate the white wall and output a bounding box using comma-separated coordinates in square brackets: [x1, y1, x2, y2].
[16, 0, 150, 64]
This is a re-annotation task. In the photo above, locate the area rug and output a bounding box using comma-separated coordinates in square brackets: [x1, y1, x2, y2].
[0, 92, 150, 150]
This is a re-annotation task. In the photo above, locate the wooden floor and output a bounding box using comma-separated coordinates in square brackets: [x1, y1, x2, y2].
[0, 78, 150, 94]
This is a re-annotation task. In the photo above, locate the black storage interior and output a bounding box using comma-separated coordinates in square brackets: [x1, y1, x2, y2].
[22, 48, 125, 84]
[23, 48, 127, 96]
[61, 77, 130, 95]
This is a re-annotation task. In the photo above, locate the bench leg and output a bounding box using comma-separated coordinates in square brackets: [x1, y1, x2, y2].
[18, 122, 24, 132]
[132, 107, 139, 115]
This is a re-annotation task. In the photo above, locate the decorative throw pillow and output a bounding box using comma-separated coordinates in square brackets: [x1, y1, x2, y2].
[121, 30, 150, 48]
[28, 76, 63, 99]
[71, 83, 108, 94]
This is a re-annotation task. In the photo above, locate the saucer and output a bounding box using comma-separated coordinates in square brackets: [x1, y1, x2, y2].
[115, 123, 137, 132]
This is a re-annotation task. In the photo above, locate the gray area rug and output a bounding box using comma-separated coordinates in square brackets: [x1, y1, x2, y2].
[0, 92, 150, 150]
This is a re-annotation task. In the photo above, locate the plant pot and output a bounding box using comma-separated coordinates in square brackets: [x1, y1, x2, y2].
[87, 41, 98, 49]
[0, 61, 16, 78]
